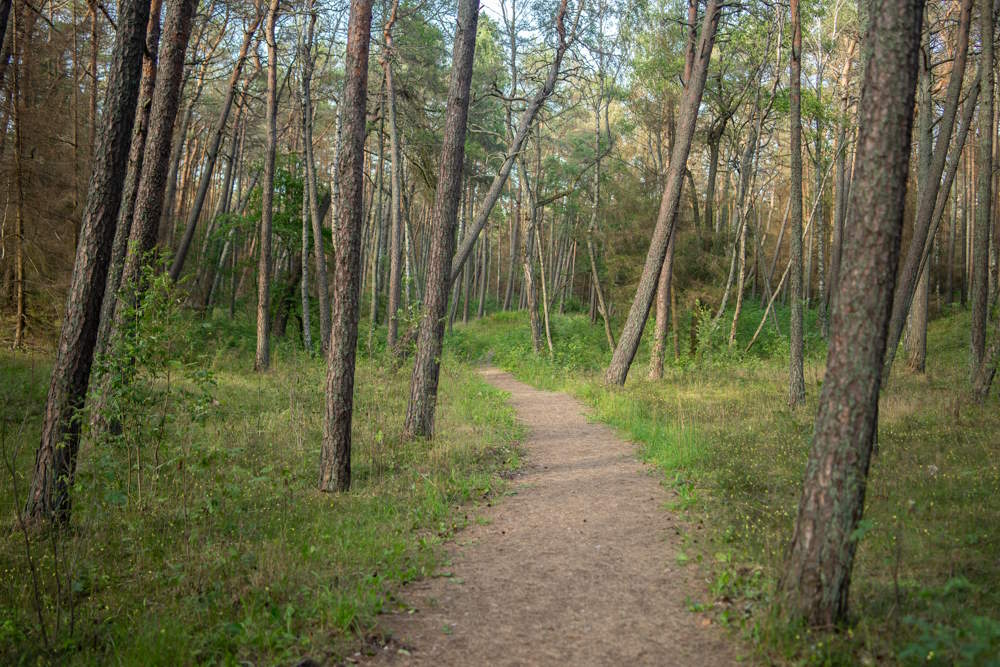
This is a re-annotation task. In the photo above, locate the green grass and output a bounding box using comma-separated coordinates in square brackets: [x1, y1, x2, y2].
[449, 303, 1000, 666]
[0, 314, 523, 665]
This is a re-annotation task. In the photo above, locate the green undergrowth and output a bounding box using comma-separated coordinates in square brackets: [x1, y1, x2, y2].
[449, 304, 1000, 666]
[0, 313, 523, 665]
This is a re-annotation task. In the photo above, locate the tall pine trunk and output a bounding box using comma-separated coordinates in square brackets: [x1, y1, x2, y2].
[780, 0, 923, 626]
[25, 0, 151, 523]
[320, 0, 374, 492]
[404, 0, 480, 438]
[254, 0, 279, 372]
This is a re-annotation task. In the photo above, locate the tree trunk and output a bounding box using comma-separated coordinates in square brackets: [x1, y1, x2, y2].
[449, 0, 571, 284]
[604, 0, 722, 386]
[169, 12, 262, 282]
[94, 0, 163, 363]
[384, 0, 405, 354]
[404, 0, 479, 439]
[780, 0, 923, 626]
[648, 233, 674, 379]
[971, 0, 994, 378]
[320, 0, 374, 491]
[254, 0, 279, 372]
[882, 0, 974, 378]
[25, 0, 151, 523]
[788, 0, 806, 405]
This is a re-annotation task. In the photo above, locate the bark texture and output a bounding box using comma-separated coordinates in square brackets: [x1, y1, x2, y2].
[320, 0, 374, 492]
[780, 0, 923, 626]
[404, 0, 480, 438]
[25, 0, 152, 523]
[788, 0, 806, 406]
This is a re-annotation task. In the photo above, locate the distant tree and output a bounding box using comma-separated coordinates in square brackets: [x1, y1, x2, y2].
[780, 0, 924, 626]
[788, 0, 805, 406]
[255, 0, 280, 372]
[604, 0, 722, 387]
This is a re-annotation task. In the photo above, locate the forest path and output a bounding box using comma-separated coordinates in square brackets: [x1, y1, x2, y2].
[364, 368, 740, 666]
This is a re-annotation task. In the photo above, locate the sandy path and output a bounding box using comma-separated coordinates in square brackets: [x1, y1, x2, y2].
[365, 368, 740, 666]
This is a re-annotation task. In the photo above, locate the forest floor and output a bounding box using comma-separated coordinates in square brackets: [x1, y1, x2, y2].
[366, 368, 741, 666]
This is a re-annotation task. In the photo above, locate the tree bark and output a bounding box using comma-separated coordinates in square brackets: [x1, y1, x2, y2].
[882, 0, 974, 378]
[648, 233, 674, 379]
[449, 0, 572, 285]
[780, 0, 923, 626]
[788, 0, 806, 405]
[320, 0, 374, 491]
[604, 0, 722, 386]
[404, 0, 479, 438]
[254, 0, 279, 372]
[971, 0, 994, 378]
[384, 0, 405, 354]
[25, 0, 151, 523]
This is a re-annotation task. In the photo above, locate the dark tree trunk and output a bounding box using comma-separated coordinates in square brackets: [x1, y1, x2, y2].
[255, 0, 279, 372]
[780, 0, 923, 626]
[604, 0, 722, 386]
[882, 0, 974, 378]
[788, 0, 806, 405]
[449, 0, 571, 284]
[320, 0, 374, 492]
[25, 0, 152, 524]
[971, 0, 994, 378]
[404, 0, 480, 438]
[94, 0, 163, 365]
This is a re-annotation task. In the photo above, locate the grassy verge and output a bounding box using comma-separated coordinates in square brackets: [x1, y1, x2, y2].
[448, 305, 1000, 665]
[0, 315, 523, 665]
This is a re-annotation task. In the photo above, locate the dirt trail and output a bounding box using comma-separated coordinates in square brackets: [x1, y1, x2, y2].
[366, 368, 740, 666]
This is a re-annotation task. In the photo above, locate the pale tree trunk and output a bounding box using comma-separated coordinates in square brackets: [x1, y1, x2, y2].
[384, 0, 405, 354]
[10, 2, 26, 349]
[780, 0, 923, 626]
[254, 0, 279, 372]
[404, 0, 479, 439]
[788, 0, 806, 405]
[906, 35, 933, 373]
[604, 0, 722, 386]
[25, 0, 151, 523]
[301, 0, 330, 353]
[320, 0, 374, 492]
[971, 0, 994, 378]
[648, 234, 674, 379]
[301, 173, 314, 352]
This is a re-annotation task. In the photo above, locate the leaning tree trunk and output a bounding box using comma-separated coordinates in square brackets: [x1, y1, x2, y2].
[448, 0, 571, 285]
[94, 0, 163, 366]
[780, 0, 923, 627]
[254, 0, 279, 372]
[404, 0, 480, 439]
[25, 0, 151, 524]
[319, 0, 374, 492]
[604, 0, 722, 386]
[169, 12, 262, 282]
